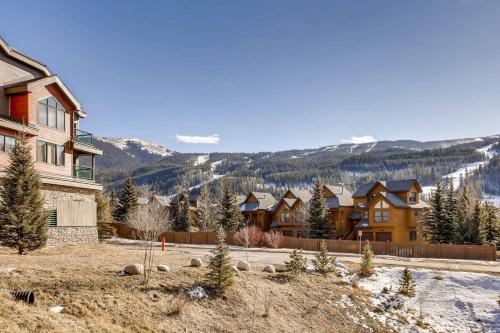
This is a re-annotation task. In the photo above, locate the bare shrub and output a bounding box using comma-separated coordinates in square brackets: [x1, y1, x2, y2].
[432, 274, 444, 280]
[263, 230, 284, 249]
[167, 293, 188, 316]
[234, 226, 263, 261]
[351, 276, 359, 288]
[126, 190, 170, 285]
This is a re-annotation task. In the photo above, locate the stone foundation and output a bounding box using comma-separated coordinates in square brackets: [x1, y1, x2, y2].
[41, 184, 96, 210]
[46, 226, 98, 246]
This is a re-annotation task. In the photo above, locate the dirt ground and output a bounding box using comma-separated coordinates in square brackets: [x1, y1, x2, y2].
[0, 243, 393, 333]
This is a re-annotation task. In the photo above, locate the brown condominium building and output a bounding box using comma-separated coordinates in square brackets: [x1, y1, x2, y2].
[239, 179, 429, 242]
[0, 37, 103, 245]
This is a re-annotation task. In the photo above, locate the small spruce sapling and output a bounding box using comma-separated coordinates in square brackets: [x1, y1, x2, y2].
[359, 240, 374, 277]
[285, 249, 307, 279]
[398, 267, 416, 297]
[312, 240, 336, 276]
[205, 227, 235, 294]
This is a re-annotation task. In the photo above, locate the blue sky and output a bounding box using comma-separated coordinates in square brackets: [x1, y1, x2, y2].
[1, 0, 499, 153]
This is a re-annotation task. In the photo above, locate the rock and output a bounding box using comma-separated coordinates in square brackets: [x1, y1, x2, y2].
[157, 265, 170, 272]
[263, 265, 276, 273]
[49, 306, 64, 313]
[191, 258, 203, 267]
[237, 261, 251, 271]
[124, 264, 144, 275]
[274, 264, 288, 272]
[232, 265, 239, 273]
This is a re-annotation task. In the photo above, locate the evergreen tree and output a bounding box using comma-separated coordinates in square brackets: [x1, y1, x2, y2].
[0, 133, 48, 254]
[421, 181, 446, 243]
[454, 180, 476, 243]
[109, 190, 118, 217]
[113, 177, 139, 223]
[307, 177, 331, 239]
[398, 267, 416, 297]
[359, 240, 374, 277]
[312, 240, 336, 276]
[442, 179, 457, 243]
[285, 249, 307, 279]
[96, 192, 114, 240]
[205, 227, 234, 294]
[218, 183, 243, 232]
[172, 200, 190, 231]
[196, 184, 218, 231]
[468, 200, 482, 244]
[480, 202, 499, 246]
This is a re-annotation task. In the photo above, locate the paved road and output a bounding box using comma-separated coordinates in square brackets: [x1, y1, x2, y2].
[108, 239, 500, 274]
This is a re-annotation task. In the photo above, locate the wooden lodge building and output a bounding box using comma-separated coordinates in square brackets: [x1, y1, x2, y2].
[239, 179, 429, 242]
[0, 37, 103, 245]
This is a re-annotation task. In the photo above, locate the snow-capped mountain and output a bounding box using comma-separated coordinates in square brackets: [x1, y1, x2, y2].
[99, 137, 174, 157]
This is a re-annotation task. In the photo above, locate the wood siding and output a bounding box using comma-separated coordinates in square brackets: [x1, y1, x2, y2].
[56, 200, 97, 227]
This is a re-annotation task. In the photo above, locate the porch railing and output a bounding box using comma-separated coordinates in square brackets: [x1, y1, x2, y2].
[73, 165, 94, 180]
[74, 129, 94, 145]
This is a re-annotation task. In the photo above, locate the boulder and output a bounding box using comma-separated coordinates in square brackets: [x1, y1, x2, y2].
[124, 264, 144, 275]
[263, 265, 276, 273]
[157, 265, 170, 272]
[237, 261, 251, 271]
[274, 264, 288, 272]
[191, 258, 203, 267]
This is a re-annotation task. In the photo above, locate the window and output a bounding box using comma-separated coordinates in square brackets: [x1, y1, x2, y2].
[36, 140, 65, 166]
[281, 209, 290, 223]
[37, 97, 65, 131]
[0, 135, 16, 153]
[374, 200, 390, 223]
[409, 192, 417, 203]
[409, 230, 417, 241]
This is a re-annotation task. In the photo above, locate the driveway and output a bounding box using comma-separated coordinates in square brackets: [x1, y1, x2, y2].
[107, 238, 500, 274]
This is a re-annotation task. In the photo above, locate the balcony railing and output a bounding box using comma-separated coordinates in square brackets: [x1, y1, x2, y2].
[74, 129, 94, 146]
[73, 165, 94, 180]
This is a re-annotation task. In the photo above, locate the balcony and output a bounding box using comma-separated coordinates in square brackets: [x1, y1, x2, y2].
[0, 115, 39, 136]
[73, 129, 103, 155]
[73, 165, 94, 180]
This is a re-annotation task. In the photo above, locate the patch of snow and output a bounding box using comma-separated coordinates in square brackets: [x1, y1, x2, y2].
[473, 138, 484, 142]
[365, 142, 377, 153]
[348, 144, 358, 154]
[49, 306, 64, 313]
[187, 286, 207, 299]
[476, 144, 497, 159]
[359, 267, 500, 333]
[483, 193, 500, 208]
[443, 161, 486, 188]
[194, 154, 209, 166]
[99, 137, 174, 157]
[323, 145, 338, 151]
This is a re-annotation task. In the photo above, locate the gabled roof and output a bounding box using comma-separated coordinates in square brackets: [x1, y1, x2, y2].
[352, 181, 387, 198]
[153, 195, 171, 207]
[289, 189, 312, 203]
[369, 192, 409, 208]
[386, 179, 422, 193]
[0, 37, 52, 76]
[323, 185, 353, 208]
[4, 76, 86, 117]
[240, 191, 277, 212]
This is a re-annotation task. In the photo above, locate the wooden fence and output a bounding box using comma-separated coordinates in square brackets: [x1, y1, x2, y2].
[112, 224, 497, 261]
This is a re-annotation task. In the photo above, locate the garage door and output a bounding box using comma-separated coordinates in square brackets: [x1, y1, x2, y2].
[375, 232, 392, 242]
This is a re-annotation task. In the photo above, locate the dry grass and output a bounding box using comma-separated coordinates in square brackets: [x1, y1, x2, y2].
[0, 244, 393, 332]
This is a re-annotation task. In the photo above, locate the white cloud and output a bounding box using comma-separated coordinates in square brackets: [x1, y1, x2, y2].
[175, 134, 220, 144]
[341, 135, 376, 144]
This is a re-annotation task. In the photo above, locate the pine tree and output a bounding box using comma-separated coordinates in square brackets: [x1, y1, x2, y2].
[196, 184, 218, 231]
[312, 240, 336, 276]
[172, 200, 190, 231]
[0, 133, 48, 254]
[359, 240, 374, 277]
[109, 190, 118, 217]
[205, 227, 234, 294]
[113, 178, 139, 223]
[285, 249, 307, 279]
[218, 183, 243, 232]
[398, 267, 416, 297]
[441, 179, 457, 243]
[421, 181, 446, 243]
[96, 192, 114, 240]
[307, 178, 331, 239]
[468, 200, 482, 244]
[454, 180, 476, 243]
[480, 202, 499, 246]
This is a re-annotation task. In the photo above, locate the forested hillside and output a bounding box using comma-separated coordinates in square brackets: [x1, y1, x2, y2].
[94, 135, 500, 200]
